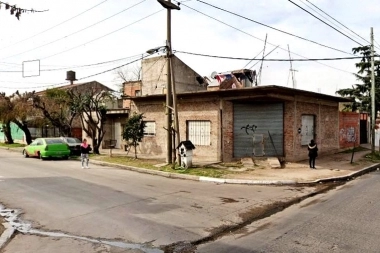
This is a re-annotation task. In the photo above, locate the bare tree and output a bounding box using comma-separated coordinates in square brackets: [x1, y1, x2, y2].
[68, 88, 114, 154]
[114, 63, 142, 92]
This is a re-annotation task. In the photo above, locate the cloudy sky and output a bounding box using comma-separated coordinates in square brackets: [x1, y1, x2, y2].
[0, 0, 379, 96]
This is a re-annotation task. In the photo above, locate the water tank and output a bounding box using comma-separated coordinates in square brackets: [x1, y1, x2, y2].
[66, 71, 77, 83]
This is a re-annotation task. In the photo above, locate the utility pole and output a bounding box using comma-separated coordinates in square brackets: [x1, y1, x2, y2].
[288, 45, 297, 88]
[371, 27, 376, 154]
[157, 0, 180, 164]
[258, 34, 268, 86]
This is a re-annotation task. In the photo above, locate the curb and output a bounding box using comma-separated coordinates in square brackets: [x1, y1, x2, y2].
[298, 163, 380, 184]
[3, 148, 379, 186]
[91, 160, 298, 185]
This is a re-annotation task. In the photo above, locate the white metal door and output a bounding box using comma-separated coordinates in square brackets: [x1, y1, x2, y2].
[115, 122, 122, 149]
[301, 115, 315, 145]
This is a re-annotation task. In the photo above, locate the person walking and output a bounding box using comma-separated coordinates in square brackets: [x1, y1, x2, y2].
[308, 139, 318, 169]
[80, 138, 91, 169]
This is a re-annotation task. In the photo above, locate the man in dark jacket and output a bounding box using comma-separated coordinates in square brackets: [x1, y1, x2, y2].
[308, 139, 318, 169]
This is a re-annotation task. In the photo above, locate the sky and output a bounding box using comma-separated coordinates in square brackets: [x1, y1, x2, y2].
[0, 0, 380, 96]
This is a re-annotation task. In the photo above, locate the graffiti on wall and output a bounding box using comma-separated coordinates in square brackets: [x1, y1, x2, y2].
[340, 127, 356, 143]
[240, 124, 265, 156]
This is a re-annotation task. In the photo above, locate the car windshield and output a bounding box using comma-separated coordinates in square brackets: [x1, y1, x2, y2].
[65, 138, 81, 144]
[45, 139, 65, 144]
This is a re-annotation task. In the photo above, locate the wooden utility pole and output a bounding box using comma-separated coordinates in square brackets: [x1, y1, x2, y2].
[371, 27, 376, 154]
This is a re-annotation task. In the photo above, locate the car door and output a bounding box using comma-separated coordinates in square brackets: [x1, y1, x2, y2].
[26, 139, 38, 157]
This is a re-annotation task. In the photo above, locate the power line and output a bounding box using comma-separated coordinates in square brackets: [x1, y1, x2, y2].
[2, 0, 147, 60]
[0, 54, 149, 90]
[192, 0, 353, 56]
[0, 0, 108, 51]
[175, 50, 364, 61]
[0, 54, 144, 73]
[172, 3, 357, 74]
[40, 9, 163, 61]
[303, 0, 371, 46]
[288, 0, 364, 47]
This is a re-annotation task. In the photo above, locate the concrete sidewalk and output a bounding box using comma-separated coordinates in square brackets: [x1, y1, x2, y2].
[94, 145, 380, 185]
[3, 145, 380, 185]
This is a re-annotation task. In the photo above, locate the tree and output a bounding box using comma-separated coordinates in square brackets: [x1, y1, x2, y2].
[114, 63, 142, 92]
[336, 46, 380, 114]
[68, 88, 113, 155]
[0, 93, 14, 144]
[31, 88, 77, 137]
[122, 113, 146, 159]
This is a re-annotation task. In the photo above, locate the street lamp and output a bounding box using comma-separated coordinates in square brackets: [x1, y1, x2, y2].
[149, 0, 180, 165]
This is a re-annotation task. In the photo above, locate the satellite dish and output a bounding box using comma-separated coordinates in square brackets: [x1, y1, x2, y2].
[211, 71, 218, 79]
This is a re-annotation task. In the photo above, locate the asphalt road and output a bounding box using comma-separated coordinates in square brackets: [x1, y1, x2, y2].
[0, 149, 316, 252]
[198, 171, 380, 253]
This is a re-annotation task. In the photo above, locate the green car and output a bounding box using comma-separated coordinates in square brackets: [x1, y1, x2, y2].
[23, 138, 71, 160]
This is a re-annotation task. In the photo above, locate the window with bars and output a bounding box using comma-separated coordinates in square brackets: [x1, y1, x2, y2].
[144, 121, 156, 136]
[187, 120, 211, 146]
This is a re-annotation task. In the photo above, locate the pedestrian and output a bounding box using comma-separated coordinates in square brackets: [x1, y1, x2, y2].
[80, 138, 91, 169]
[308, 139, 318, 169]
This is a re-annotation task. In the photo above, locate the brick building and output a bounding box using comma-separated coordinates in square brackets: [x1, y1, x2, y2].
[130, 85, 354, 162]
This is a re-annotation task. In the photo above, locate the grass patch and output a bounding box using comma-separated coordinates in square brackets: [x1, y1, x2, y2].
[92, 155, 237, 178]
[364, 151, 380, 162]
[339, 146, 369, 154]
[0, 143, 25, 148]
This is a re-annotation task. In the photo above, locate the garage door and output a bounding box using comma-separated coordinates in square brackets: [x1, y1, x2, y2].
[233, 103, 284, 158]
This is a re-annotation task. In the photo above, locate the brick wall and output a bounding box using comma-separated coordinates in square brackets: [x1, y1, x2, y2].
[339, 112, 360, 148]
[284, 99, 340, 161]
[132, 94, 342, 163]
[132, 97, 221, 161]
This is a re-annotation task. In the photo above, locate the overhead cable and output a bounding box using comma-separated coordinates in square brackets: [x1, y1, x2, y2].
[0, 0, 109, 51]
[193, 0, 353, 56]
[2, 0, 147, 60]
[174, 3, 356, 74]
[288, 0, 364, 47]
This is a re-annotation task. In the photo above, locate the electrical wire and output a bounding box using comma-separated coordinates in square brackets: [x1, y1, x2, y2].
[175, 50, 365, 61]
[192, 0, 353, 56]
[2, 0, 147, 60]
[40, 9, 163, 61]
[173, 3, 356, 74]
[288, 0, 364, 47]
[0, 53, 144, 73]
[303, 0, 371, 46]
[0, 0, 109, 51]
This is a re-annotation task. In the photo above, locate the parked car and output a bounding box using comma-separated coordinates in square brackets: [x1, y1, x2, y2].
[60, 137, 82, 156]
[22, 138, 71, 160]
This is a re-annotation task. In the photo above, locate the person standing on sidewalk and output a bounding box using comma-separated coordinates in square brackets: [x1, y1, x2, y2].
[80, 139, 91, 169]
[308, 139, 318, 169]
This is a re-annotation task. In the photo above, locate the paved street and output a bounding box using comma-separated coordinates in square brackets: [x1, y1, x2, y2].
[198, 171, 380, 253]
[0, 149, 317, 252]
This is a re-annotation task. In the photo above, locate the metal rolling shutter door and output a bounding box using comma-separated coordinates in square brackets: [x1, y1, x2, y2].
[233, 103, 284, 158]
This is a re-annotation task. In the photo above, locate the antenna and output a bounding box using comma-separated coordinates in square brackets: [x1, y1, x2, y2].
[288, 44, 297, 89]
[257, 34, 268, 86]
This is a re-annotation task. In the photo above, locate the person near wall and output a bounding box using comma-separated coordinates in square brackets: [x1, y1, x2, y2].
[308, 139, 318, 169]
[80, 138, 91, 169]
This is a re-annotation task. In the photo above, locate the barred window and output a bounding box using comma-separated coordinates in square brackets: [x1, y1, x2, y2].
[187, 120, 211, 146]
[144, 121, 156, 136]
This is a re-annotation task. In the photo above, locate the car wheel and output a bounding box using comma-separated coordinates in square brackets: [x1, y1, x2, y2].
[22, 150, 29, 158]
[38, 152, 44, 160]
[63, 156, 69, 160]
